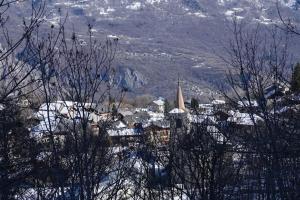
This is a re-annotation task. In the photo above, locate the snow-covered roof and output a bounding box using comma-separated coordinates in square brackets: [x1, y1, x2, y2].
[35, 110, 56, 121]
[238, 100, 258, 108]
[199, 104, 213, 108]
[38, 100, 103, 123]
[275, 105, 299, 114]
[188, 114, 216, 124]
[212, 99, 226, 105]
[169, 108, 185, 114]
[40, 101, 97, 113]
[123, 111, 150, 125]
[135, 108, 148, 112]
[39, 102, 63, 112]
[107, 128, 141, 137]
[119, 109, 134, 116]
[88, 112, 103, 122]
[110, 146, 128, 154]
[56, 100, 75, 107]
[228, 110, 263, 125]
[31, 115, 61, 139]
[147, 111, 164, 122]
[264, 82, 290, 99]
[143, 120, 170, 129]
[115, 121, 127, 129]
[60, 106, 70, 116]
[152, 99, 165, 106]
[56, 101, 96, 109]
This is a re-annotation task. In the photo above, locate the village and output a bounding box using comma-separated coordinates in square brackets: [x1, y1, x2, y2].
[24, 78, 299, 192]
[2, 0, 300, 198]
[0, 69, 298, 199]
[28, 80, 295, 150]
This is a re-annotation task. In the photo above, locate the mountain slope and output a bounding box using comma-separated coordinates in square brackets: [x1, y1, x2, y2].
[11, 0, 300, 100]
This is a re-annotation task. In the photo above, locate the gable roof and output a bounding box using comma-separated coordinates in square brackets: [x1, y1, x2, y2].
[152, 99, 165, 106]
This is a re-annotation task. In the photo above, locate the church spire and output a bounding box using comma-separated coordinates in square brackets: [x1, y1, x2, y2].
[177, 76, 185, 110]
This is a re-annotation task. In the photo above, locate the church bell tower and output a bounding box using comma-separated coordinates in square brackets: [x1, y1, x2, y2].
[169, 77, 189, 143]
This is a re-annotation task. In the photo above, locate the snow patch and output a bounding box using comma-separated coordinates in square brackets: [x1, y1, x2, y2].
[254, 15, 273, 25]
[126, 2, 142, 10]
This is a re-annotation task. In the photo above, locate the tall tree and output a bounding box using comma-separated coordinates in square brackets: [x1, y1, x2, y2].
[291, 63, 300, 93]
[27, 22, 130, 199]
[0, 102, 38, 200]
[164, 99, 171, 116]
[222, 20, 300, 199]
[191, 98, 199, 111]
[0, 1, 45, 199]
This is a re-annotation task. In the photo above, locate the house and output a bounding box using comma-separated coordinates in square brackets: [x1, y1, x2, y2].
[31, 100, 108, 143]
[144, 120, 170, 146]
[123, 111, 150, 128]
[238, 100, 258, 108]
[275, 105, 300, 119]
[118, 108, 134, 118]
[188, 114, 227, 144]
[237, 99, 259, 112]
[264, 82, 290, 99]
[148, 98, 165, 113]
[212, 99, 226, 110]
[198, 103, 213, 114]
[148, 111, 165, 122]
[107, 119, 145, 147]
[30, 111, 69, 145]
[227, 110, 263, 126]
[107, 127, 143, 147]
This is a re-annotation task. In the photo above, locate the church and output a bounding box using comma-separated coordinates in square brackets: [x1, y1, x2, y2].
[169, 79, 190, 144]
[169, 79, 227, 145]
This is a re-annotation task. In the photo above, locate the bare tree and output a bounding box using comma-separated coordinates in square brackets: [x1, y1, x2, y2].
[222, 20, 300, 199]
[24, 17, 138, 198]
[0, 1, 46, 199]
[0, 0, 45, 103]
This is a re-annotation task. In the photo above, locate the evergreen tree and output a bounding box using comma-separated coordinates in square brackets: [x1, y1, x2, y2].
[112, 103, 118, 119]
[0, 103, 37, 200]
[164, 99, 171, 116]
[191, 98, 199, 110]
[291, 63, 300, 93]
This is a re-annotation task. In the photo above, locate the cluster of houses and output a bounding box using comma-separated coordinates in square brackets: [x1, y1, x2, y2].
[17, 79, 299, 198]
[28, 78, 299, 153]
[29, 97, 170, 148]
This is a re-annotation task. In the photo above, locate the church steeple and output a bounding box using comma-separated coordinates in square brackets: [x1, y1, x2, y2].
[176, 76, 185, 110]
